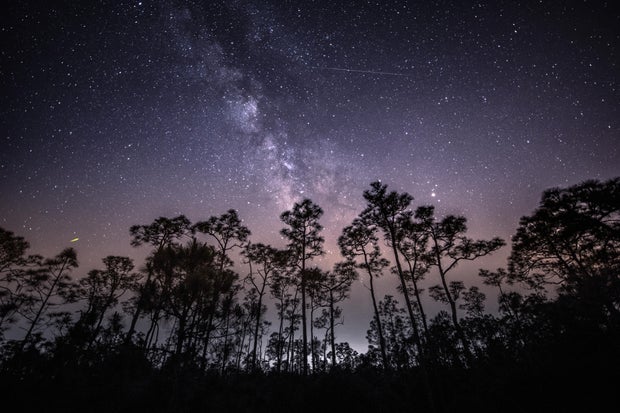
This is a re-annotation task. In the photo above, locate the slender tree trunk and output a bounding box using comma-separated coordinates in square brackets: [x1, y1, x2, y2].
[200, 289, 220, 371]
[310, 296, 317, 372]
[276, 299, 285, 372]
[86, 292, 116, 350]
[125, 265, 153, 344]
[300, 236, 308, 375]
[363, 252, 389, 369]
[236, 315, 250, 370]
[286, 315, 295, 372]
[389, 238, 423, 356]
[185, 302, 201, 356]
[147, 309, 163, 352]
[21, 259, 69, 349]
[220, 294, 233, 375]
[329, 291, 337, 368]
[388, 228, 436, 413]
[404, 256, 430, 336]
[286, 325, 294, 372]
[251, 267, 267, 370]
[144, 312, 159, 350]
[200, 317, 213, 371]
[432, 236, 472, 365]
[175, 306, 190, 357]
[285, 288, 299, 373]
[252, 296, 263, 370]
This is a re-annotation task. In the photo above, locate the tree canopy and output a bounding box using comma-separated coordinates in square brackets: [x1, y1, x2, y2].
[0, 178, 618, 412]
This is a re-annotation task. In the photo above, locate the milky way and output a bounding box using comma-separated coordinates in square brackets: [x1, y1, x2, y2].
[2, 1, 618, 349]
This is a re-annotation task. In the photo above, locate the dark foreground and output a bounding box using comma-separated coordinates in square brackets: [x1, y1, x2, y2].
[2, 341, 617, 413]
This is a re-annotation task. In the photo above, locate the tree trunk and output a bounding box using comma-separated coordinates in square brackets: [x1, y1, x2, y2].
[388, 227, 436, 413]
[329, 291, 336, 368]
[310, 297, 316, 372]
[276, 299, 285, 373]
[300, 235, 308, 375]
[404, 255, 430, 336]
[252, 296, 263, 370]
[432, 237, 473, 365]
[365, 256, 389, 369]
[21, 258, 69, 349]
[125, 265, 153, 344]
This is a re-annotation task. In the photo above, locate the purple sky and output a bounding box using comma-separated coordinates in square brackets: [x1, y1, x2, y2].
[2, 0, 618, 350]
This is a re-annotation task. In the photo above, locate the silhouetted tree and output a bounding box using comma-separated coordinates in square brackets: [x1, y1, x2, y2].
[0, 228, 37, 336]
[215, 287, 244, 373]
[479, 268, 511, 312]
[194, 210, 250, 372]
[155, 240, 217, 363]
[417, 205, 504, 364]
[305, 267, 324, 372]
[397, 216, 432, 337]
[267, 256, 296, 372]
[367, 295, 413, 369]
[338, 217, 390, 368]
[280, 199, 325, 374]
[242, 243, 283, 370]
[126, 215, 192, 344]
[284, 290, 301, 372]
[74, 256, 139, 351]
[508, 178, 620, 327]
[362, 183, 426, 356]
[334, 342, 359, 370]
[194, 209, 251, 271]
[362, 182, 435, 410]
[479, 267, 526, 332]
[1, 178, 619, 413]
[319, 263, 356, 368]
[19, 248, 78, 350]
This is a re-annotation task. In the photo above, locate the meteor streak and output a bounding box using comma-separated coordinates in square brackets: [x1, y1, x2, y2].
[70, 237, 79, 243]
[310, 66, 408, 77]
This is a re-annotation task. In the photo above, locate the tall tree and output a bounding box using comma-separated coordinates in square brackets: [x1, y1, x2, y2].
[153, 240, 216, 361]
[397, 217, 432, 337]
[19, 248, 78, 350]
[417, 205, 504, 363]
[363, 182, 439, 411]
[242, 243, 283, 370]
[193, 209, 251, 271]
[338, 218, 390, 369]
[362, 182, 424, 358]
[509, 177, 620, 326]
[0, 227, 36, 336]
[126, 215, 192, 344]
[319, 263, 356, 368]
[194, 209, 250, 371]
[75, 256, 139, 350]
[367, 295, 413, 369]
[479, 268, 521, 323]
[267, 257, 294, 373]
[280, 199, 325, 374]
[305, 268, 324, 372]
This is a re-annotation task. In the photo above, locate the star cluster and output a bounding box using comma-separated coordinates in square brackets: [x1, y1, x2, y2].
[1, 0, 618, 348]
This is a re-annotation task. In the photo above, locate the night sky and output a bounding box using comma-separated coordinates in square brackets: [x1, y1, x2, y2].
[2, 1, 618, 349]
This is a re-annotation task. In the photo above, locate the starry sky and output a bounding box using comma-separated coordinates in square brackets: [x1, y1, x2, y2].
[1, 1, 618, 349]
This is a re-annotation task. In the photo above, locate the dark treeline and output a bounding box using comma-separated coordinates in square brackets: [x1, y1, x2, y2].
[1, 178, 618, 412]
